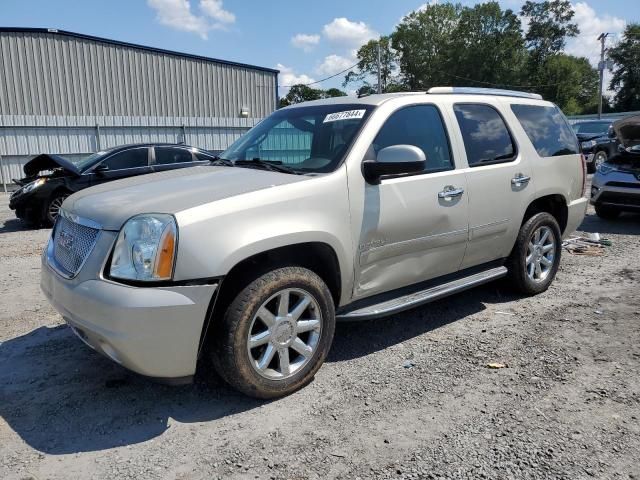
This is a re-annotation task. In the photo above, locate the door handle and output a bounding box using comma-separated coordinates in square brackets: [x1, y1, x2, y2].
[438, 186, 464, 200]
[511, 174, 531, 187]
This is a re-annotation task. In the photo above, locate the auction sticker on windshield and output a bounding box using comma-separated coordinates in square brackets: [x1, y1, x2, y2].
[323, 110, 366, 123]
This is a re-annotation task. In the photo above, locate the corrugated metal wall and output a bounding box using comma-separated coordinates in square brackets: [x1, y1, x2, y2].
[0, 29, 278, 186]
[0, 30, 277, 118]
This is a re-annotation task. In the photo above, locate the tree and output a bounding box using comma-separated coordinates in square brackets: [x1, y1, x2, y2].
[324, 88, 348, 98]
[608, 23, 640, 111]
[343, 36, 400, 92]
[449, 2, 528, 88]
[520, 0, 579, 65]
[535, 54, 599, 114]
[391, 3, 461, 89]
[278, 85, 348, 108]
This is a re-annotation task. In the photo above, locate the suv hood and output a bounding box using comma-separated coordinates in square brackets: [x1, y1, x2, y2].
[63, 166, 309, 230]
[23, 153, 81, 178]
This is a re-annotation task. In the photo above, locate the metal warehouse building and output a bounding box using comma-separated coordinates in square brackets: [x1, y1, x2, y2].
[0, 27, 279, 187]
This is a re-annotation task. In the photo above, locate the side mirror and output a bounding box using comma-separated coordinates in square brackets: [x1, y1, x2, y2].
[94, 164, 110, 174]
[362, 145, 426, 184]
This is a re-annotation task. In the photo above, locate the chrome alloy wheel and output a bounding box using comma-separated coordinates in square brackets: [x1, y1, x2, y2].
[594, 151, 607, 168]
[526, 226, 555, 282]
[48, 196, 67, 221]
[247, 288, 322, 380]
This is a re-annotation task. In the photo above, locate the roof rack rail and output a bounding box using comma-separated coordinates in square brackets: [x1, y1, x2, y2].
[427, 87, 542, 100]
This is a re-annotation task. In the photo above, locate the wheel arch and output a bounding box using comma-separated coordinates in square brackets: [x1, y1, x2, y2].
[521, 194, 569, 235]
[198, 241, 343, 355]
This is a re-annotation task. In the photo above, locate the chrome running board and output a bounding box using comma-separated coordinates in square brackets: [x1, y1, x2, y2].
[337, 266, 507, 321]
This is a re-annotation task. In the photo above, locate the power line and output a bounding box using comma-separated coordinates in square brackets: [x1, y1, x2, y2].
[278, 62, 359, 88]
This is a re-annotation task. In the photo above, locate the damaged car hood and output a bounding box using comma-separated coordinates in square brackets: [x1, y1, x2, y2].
[613, 115, 640, 149]
[23, 153, 82, 178]
[63, 165, 310, 230]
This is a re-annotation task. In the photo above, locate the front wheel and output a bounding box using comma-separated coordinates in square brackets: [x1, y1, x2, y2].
[44, 192, 69, 226]
[507, 212, 562, 295]
[212, 267, 335, 399]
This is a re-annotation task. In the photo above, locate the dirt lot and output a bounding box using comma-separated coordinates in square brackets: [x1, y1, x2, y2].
[1, 190, 639, 480]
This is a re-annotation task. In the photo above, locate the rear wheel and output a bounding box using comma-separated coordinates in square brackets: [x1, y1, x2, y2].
[44, 192, 69, 226]
[507, 212, 562, 295]
[595, 204, 621, 220]
[212, 267, 335, 399]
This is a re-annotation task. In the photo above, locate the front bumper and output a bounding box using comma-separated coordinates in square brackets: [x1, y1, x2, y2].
[590, 170, 640, 211]
[41, 238, 217, 380]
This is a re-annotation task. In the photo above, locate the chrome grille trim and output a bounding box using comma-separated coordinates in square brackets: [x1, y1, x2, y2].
[48, 210, 101, 278]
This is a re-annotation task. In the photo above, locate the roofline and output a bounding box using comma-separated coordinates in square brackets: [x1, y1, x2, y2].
[0, 27, 279, 75]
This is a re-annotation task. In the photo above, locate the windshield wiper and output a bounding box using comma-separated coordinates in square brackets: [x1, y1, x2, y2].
[235, 158, 301, 175]
[210, 156, 235, 167]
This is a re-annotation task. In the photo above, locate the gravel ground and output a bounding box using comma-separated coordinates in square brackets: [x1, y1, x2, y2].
[1, 189, 639, 480]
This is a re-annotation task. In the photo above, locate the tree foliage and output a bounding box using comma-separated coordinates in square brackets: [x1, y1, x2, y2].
[278, 85, 347, 108]
[608, 23, 640, 111]
[340, 1, 603, 114]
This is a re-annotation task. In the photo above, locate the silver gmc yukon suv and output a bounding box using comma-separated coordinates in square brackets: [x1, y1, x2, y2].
[41, 87, 588, 398]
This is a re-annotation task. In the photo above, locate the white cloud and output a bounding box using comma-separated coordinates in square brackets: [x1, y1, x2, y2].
[147, 0, 235, 39]
[147, 0, 210, 39]
[291, 33, 321, 52]
[322, 18, 378, 48]
[315, 54, 355, 76]
[277, 63, 316, 90]
[200, 0, 235, 24]
[565, 2, 625, 66]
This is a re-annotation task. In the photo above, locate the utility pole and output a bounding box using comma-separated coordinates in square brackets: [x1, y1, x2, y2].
[376, 41, 382, 94]
[597, 32, 610, 120]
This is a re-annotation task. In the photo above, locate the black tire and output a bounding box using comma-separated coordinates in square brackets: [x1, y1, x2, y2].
[44, 192, 69, 226]
[211, 267, 335, 399]
[595, 204, 621, 220]
[506, 212, 562, 295]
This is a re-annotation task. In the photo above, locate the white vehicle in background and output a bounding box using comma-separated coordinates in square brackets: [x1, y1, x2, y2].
[41, 87, 587, 398]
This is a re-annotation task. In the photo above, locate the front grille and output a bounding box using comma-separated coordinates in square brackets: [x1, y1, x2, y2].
[52, 215, 100, 277]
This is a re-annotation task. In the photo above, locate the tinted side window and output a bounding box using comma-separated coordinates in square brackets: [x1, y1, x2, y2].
[453, 104, 515, 166]
[102, 148, 149, 170]
[155, 147, 194, 165]
[511, 104, 579, 157]
[373, 105, 453, 172]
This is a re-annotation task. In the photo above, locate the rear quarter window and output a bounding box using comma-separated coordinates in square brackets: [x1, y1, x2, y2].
[511, 104, 579, 157]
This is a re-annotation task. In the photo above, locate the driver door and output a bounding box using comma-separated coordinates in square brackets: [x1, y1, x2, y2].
[354, 104, 469, 298]
[89, 147, 152, 186]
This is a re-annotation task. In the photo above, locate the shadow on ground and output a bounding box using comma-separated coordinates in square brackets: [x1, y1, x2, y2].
[0, 282, 516, 455]
[579, 211, 640, 236]
[0, 217, 43, 234]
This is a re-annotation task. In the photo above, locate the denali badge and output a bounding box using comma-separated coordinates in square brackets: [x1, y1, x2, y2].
[59, 229, 75, 251]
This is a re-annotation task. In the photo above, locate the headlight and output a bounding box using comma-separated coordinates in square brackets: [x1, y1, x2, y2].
[22, 178, 46, 194]
[597, 163, 615, 175]
[109, 214, 177, 281]
[581, 140, 597, 150]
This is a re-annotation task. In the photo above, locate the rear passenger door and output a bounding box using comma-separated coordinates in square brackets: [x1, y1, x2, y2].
[152, 146, 206, 173]
[452, 103, 535, 269]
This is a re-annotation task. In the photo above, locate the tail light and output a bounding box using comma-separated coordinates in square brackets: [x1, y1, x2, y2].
[580, 153, 587, 197]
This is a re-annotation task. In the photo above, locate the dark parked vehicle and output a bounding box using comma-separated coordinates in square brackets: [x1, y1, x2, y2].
[591, 115, 640, 219]
[572, 120, 619, 173]
[9, 143, 217, 226]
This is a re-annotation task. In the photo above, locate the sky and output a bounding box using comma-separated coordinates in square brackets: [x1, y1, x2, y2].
[1, 0, 638, 96]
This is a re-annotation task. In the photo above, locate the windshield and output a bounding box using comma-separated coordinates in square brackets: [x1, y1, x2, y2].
[221, 104, 374, 173]
[71, 151, 110, 171]
[572, 122, 610, 135]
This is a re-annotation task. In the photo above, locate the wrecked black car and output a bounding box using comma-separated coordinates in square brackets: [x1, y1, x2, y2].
[590, 115, 640, 219]
[572, 120, 619, 173]
[9, 143, 216, 225]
